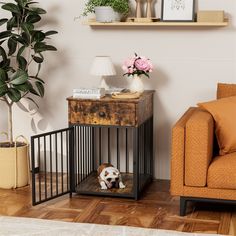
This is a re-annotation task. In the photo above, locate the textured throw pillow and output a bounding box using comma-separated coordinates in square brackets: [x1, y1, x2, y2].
[198, 96, 236, 156]
[217, 83, 236, 99]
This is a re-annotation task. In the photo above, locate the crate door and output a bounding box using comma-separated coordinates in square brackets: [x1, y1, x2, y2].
[31, 127, 75, 205]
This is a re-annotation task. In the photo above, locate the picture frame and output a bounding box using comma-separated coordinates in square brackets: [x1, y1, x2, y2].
[161, 0, 195, 22]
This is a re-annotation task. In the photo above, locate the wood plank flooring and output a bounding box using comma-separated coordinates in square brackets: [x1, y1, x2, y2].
[0, 180, 235, 235]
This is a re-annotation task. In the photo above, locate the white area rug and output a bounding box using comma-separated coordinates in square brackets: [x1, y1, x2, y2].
[0, 216, 222, 236]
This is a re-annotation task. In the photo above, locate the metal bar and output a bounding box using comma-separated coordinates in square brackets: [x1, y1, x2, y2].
[99, 128, 102, 165]
[108, 128, 110, 163]
[144, 121, 147, 175]
[44, 136, 47, 199]
[69, 127, 75, 195]
[92, 127, 95, 171]
[49, 135, 53, 197]
[38, 137, 41, 202]
[117, 128, 120, 169]
[66, 131, 69, 191]
[126, 128, 129, 173]
[80, 126, 83, 182]
[55, 133, 58, 195]
[61, 132, 64, 193]
[133, 127, 139, 200]
[150, 116, 154, 178]
[83, 127, 86, 179]
[31, 137, 36, 205]
[85, 127, 88, 178]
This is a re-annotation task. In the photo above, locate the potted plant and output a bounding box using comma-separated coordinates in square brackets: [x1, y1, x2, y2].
[83, 0, 130, 22]
[0, 0, 57, 189]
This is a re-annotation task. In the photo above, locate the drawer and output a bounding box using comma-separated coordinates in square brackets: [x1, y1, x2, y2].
[69, 101, 137, 126]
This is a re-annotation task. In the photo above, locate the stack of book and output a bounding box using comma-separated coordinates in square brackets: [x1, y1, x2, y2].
[73, 88, 106, 99]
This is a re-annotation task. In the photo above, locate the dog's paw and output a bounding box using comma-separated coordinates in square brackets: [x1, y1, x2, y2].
[119, 182, 126, 189]
[100, 181, 107, 190]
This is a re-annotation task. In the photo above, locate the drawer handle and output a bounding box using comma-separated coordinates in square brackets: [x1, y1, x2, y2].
[99, 111, 106, 118]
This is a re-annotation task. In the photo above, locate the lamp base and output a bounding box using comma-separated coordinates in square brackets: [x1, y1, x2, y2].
[100, 77, 109, 91]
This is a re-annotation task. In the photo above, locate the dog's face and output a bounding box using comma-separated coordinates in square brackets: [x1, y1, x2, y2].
[103, 167, 120, 189]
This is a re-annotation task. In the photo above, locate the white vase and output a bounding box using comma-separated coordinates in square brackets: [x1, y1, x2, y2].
[130, 75, 144, 93]
[95, 6, 121, 22]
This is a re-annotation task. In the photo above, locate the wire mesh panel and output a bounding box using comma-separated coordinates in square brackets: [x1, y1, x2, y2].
[31, 127, 74, 205]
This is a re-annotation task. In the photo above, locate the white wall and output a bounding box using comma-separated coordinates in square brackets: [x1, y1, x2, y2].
[1, 0, 236, 179]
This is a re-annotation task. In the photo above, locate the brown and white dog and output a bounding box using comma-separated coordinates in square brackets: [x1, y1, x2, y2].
[97, 163, 126, 190]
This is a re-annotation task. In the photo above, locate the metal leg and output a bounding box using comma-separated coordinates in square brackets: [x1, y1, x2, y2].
[180, 197, 187, 216]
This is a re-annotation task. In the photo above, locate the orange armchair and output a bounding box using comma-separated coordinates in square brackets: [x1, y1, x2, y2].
[171, 83, 236, 216]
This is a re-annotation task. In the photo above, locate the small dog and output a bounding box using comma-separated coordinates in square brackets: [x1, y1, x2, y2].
[97, 163, 126, 190]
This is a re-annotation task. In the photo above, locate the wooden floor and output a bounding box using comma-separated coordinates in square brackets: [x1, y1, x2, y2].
[0, 180, 235, 235]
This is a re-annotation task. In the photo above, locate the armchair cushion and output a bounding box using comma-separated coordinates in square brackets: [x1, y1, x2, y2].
[207, 152, 236, 189]
[185, 109, 214, 187]
[198, 96, 236, 155]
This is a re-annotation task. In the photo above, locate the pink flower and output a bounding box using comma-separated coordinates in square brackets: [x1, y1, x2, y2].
[134, 57, 152, 72]
[123, 57, 135, 68]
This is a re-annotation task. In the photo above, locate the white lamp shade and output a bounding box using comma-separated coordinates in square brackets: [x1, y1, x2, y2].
[90, 56, 116, 76]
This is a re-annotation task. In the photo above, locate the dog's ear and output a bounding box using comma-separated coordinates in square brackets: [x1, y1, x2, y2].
[105, 171, 109, 176]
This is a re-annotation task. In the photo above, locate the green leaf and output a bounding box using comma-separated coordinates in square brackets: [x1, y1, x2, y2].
[29, 7, 46, 14]
[35, 81, 44, 97]
[21, 22, 34, 33]
[29, 76, 44, 83]
[29, 86, 39, 96]
[26, 14, 41, 23]
[17, 45, 25, 59]
[11, 69, 28, 85]
[0, 18, 8, 26]
[14, 0, 26, 7]
[2, 3, 20, 14]
[0, 68, 7, 81]
[0, 46, 7, 61]
[7, 88, 21, 102]
[14, 35, 27, 46]
[22, 32, 30, 45]
[26, 96, 39, 108]
[0, 80, 8, 96]
[34, 42, 57, 53]
[0, 31, 11, 40]
[45, 30, 58, 36]
[0, 59, 10, 69]
[17, 56, 27, 70]
[32, 55, 43, 63]
[32, 31, 45, 42]
[45, 45, 57, 51]
[7, 16, 17, 30]
[8, 37, 17, 56]
[13, 81, 32, 92]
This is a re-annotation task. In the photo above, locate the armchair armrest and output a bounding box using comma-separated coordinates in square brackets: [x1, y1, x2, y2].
[185, 108, 214, 187]
[170, 107, 196, 196]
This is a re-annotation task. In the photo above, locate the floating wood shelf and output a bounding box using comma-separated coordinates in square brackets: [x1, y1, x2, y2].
[85, 18, 229, 27]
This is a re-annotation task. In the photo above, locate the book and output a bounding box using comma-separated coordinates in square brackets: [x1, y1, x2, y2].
[73, 88, 105, 95]
[73, 93, 105, 99]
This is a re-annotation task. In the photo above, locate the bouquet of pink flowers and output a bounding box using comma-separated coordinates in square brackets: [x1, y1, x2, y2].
[122, 53, 153, 78]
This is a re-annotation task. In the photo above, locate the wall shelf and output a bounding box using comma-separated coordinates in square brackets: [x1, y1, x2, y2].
[85, 18, 229, 27]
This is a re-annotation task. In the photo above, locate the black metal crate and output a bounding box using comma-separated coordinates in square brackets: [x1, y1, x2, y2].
[31, 117, 153, 205]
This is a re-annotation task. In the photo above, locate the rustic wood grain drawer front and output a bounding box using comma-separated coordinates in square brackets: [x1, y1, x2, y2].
[68, 100, 136, 126]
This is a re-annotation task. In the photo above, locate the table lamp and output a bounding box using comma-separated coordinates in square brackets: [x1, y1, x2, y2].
[90, 56, 116, 90]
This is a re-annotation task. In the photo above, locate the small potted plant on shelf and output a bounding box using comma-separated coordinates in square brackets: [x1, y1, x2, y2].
[122, 53, 153, 93]
[82, 0, 130, 23]
[0, 0, 57, 189]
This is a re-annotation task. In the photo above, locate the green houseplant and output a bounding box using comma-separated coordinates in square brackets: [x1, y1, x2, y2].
[0, 0, 57, 189]
[83, 0, 129, 22]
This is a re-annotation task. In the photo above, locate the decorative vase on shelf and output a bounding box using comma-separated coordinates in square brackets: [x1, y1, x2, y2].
[130, 74, 144, 93]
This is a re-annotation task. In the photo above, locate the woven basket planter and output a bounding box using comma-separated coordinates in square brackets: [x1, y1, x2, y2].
[0, 135, 29, 189]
